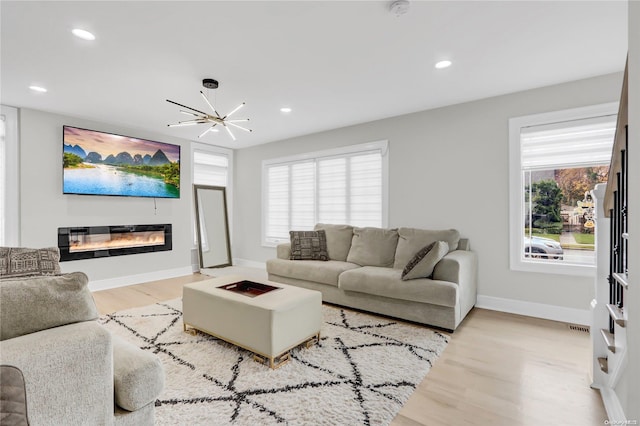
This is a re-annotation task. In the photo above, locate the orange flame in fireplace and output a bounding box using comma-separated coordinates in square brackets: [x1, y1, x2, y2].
[69, 231, 165, 253]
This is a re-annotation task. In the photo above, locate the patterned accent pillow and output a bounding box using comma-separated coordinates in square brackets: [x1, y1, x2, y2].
[401, 241, 449, 280]
[289, 230, 329, 261]
[0, 247, 61, 279]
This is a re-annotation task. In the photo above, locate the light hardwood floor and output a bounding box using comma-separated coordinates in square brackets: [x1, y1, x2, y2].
[93, 273, 607, 426]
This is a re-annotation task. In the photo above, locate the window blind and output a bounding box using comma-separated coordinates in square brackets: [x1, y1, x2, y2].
[193, 150, 228, 186]
[521, 115, 616, 170]
[264, 147, 384, 244]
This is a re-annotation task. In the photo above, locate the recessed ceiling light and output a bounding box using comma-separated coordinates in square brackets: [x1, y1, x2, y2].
[72, 28, 96, 41]
[280, 107, 292, 113]
[435, 60, 452, 69]
[29, 85, 48, 93]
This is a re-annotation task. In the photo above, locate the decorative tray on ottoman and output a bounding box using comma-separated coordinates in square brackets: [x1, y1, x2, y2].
[217, 280, 281, 298]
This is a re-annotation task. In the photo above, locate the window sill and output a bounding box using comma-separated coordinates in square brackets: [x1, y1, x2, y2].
[262, 240, 285, 248]
[511, 259, 595, 277]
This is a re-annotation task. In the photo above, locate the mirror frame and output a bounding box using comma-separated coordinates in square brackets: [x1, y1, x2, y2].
[193, 184, 232, 269]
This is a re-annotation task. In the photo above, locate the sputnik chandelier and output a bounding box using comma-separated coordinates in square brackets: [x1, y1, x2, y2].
[166, 78, 251, 141]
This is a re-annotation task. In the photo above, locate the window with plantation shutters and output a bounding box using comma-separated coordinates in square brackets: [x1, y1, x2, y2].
[262, 141, 388, 246]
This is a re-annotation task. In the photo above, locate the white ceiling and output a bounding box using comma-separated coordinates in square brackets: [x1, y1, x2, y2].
[1, 1, 628, 149]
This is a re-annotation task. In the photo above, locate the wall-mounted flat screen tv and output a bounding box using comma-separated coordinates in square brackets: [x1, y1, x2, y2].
[63, 126, 180, 198]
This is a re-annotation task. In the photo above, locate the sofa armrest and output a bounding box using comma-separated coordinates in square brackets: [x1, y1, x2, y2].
[432, 250, 477, 286]
[277, 243, 291, 260]
[432, 250, 478, 322]
[457, 238, 470, 251]
[0, 321, 114, 425]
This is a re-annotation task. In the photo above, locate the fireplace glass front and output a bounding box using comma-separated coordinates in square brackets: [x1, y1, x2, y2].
[58, 224, 172, 261]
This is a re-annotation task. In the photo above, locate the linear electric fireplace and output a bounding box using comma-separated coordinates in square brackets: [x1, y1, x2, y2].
[58, 224, 172, 261]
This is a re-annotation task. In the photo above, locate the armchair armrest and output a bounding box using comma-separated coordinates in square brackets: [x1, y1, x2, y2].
[276, 243, 291, 260]
[0, 321, 113, 425]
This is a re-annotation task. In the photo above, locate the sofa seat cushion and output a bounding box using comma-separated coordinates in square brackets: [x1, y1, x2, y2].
[113, 336, 164, 412]
[338, 267, 458, 307]
[266, 259, 360, 287]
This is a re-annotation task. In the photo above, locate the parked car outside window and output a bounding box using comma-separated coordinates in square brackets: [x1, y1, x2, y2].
[524, 236, 564, 260]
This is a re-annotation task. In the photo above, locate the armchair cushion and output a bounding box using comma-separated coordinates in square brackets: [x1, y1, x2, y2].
[0, 272, 98, 341]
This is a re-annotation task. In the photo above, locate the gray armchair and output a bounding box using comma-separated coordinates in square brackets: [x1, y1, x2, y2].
[0, 272, 164, 425]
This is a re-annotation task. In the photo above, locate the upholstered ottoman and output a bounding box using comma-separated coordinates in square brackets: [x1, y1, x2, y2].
[183, 275, 322, 368]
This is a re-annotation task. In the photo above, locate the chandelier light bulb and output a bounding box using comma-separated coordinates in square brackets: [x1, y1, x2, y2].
[72, 28, 96, 41]
[29, 85, 48, 93]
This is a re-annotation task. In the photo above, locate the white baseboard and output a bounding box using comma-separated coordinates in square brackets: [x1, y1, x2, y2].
[89, 266, 194, 292]
[600, 387, 627, 423]
[476, 295, 591, 325]
[232, 258, 267, 269]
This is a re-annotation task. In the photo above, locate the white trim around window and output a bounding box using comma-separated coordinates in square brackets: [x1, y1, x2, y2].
[509, 102, 617, 277]
[1, 105, 19, 246]
[261, 140, 389, 247]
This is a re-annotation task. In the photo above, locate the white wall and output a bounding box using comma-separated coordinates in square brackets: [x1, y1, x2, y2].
[625, 0, 639, 421]
[234, 72, 623, 313]
[19, 108, 193, 287]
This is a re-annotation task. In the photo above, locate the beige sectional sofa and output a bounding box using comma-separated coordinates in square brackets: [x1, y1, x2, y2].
[267, 224, 477, 331]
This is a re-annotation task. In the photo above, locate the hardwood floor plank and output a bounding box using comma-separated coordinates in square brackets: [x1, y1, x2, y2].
[92, 273, 607, 425]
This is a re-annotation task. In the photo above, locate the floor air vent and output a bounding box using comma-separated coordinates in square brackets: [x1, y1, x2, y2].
[568, 324, 590, 333]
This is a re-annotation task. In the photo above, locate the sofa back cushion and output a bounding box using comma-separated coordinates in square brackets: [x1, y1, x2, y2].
[393, 228, 460, 269]
[346, 227, 399, 267]
[0, 247, 61, 279]
[0, 272, 98, 341]
[314, 223, 354, 261]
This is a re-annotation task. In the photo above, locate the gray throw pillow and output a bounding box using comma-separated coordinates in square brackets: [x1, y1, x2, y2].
[0, 246, 61, 279]
[402, 241, 449, 280]
[0, 272, 98, 341]
[290, 230, 329, 261]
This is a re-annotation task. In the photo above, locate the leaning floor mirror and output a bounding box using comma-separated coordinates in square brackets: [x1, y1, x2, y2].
[194, 185, 232, 269]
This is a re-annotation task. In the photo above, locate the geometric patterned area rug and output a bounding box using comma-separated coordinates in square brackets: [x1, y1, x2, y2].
[100, 299, 448, 426]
